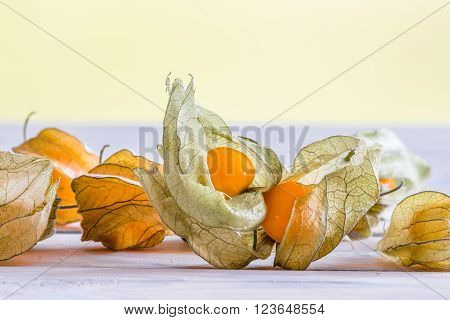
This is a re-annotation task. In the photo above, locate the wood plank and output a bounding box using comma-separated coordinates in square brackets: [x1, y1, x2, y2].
[1, 234, 448, 299]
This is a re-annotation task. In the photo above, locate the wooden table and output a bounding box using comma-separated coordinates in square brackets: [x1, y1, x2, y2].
[0, 125, 448, 299]
[1, 233, 448, 300]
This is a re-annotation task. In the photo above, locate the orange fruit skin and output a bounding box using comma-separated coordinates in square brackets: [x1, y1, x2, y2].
[262, 181, 310, 243]
[379, 178, 396, 190]
[207, 147, 255, 197]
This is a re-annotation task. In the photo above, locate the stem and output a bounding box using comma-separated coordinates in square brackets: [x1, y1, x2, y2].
[380, 180, 404, 197]
[99, 144, 110, 164]
[165, 72, 172, 93]
[58, 204, 79, 210]
[23, 111, 36, 141]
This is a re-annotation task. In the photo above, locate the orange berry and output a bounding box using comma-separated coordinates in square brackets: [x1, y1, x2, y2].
[207, 147, 255, 197]
[379, 178, 396, 190]
[262, 181, 310, 242]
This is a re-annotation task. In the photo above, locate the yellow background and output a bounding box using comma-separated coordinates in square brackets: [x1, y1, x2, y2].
[1, 0, 449, 124]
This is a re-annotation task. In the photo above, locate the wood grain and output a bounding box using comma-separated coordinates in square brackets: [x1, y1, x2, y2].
[1, 234, 448, 299]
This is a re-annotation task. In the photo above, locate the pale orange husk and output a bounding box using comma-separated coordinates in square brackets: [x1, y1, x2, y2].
[72, 149, 170, 250]
[13, 128, 99, 224]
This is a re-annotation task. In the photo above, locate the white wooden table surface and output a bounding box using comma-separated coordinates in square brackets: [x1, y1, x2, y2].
[0, 125, 449, 299]
[1, 234, 449, 300]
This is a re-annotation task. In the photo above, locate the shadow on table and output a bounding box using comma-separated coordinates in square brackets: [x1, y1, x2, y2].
[1, 235, 402, 272]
